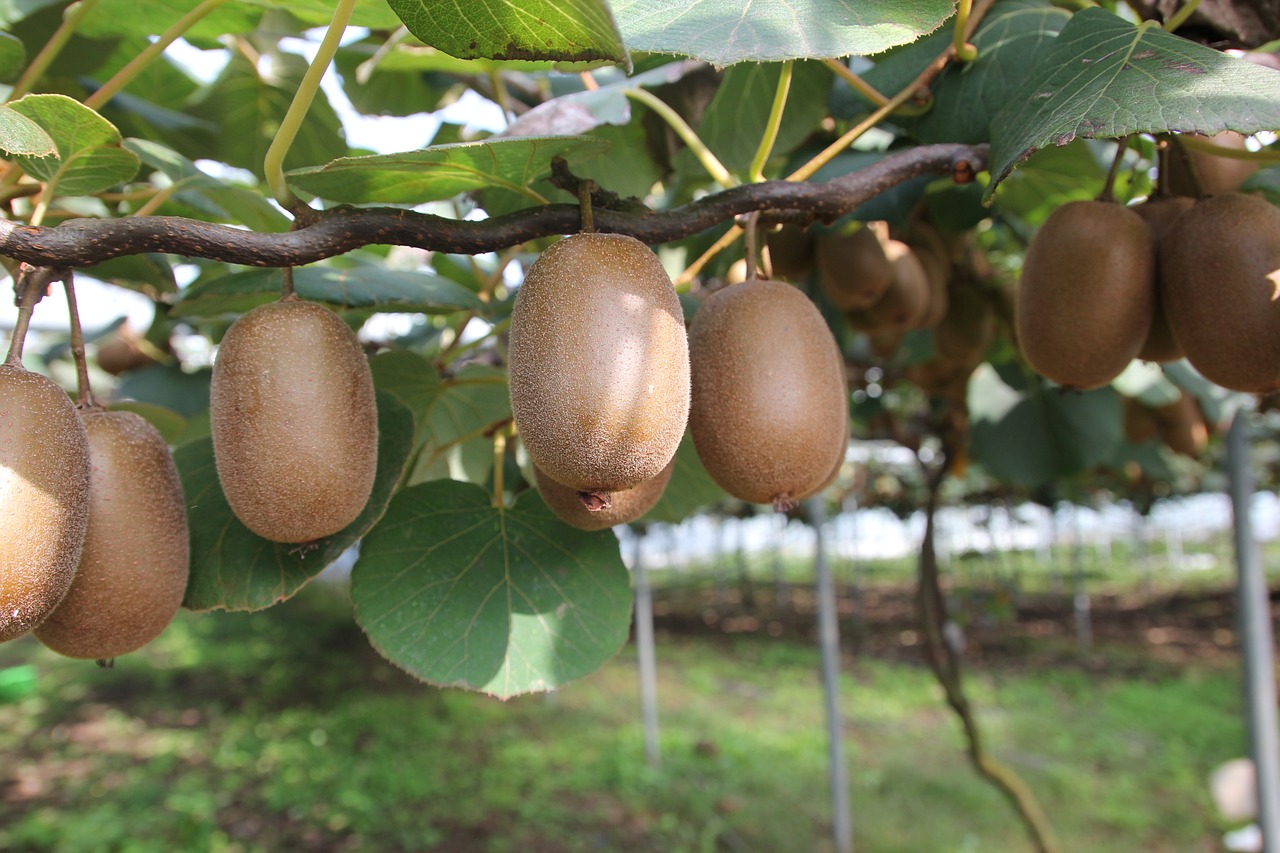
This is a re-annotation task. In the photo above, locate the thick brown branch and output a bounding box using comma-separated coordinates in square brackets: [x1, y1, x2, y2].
[0, 144, 987, 269]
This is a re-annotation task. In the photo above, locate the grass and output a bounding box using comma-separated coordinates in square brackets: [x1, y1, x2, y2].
[0, 577, 1250, 852]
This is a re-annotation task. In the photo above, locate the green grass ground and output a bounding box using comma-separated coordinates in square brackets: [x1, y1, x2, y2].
[0, 578, 1249, 852]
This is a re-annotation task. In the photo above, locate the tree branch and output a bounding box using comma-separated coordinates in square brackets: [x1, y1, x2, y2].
[0, 144, 987, 269]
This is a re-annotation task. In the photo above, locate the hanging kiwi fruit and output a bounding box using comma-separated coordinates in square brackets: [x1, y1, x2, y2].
[210, 292, 379, 543]
[508, 231, 690, 511]
[1131, 195, 1195, 364]
[815, 221, 894, 311]
[1160, 192, 1280, 394]
[688, 275, 848, 510]
[1015, 199, 1156, 390]
[534, 457, 675, 531]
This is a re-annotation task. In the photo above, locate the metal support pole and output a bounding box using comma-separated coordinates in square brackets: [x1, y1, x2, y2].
[632, 533, 661, 768]
[1072, 505, 1092, 650]
[1227, 411, 1280, 851]
[810, 498, 854, 853]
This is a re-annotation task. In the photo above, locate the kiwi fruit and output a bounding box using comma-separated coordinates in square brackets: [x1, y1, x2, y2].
[688, 278, 848, 509]
[211, 298, 378, 543]
[867, 240, 931, 330]
[765, 224, 815, 280]
[1160, 192, 1280, 393]
[1132, 196, 1195, 363]
[906, 226, 952, 330]
[534, 456, 675, 531]
[0, 364, 91, 643]
[1152, 393, 1208, 457]
[34, 410, 189, 660]
[1016, 200, 1155, 390]
[815, 221, 894, 310]
[1122, 396, 1159, 444]
[1167, 131, 1259, 197]
[934, 280, 995, 367]
[508, 233, 690, 505]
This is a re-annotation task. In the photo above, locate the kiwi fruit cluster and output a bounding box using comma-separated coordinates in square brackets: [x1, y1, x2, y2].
[210, 298, 379, 543]
[1123, 392, 1209, 458]
[509, 232, 690, 529]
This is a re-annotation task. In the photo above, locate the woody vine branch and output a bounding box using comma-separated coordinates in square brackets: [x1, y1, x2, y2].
[0, 144, 987, 270]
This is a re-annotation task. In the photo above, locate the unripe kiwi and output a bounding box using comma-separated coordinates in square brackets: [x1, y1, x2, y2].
[0, 364, 90, 642]
[688, 278, 848, 510]
[867, 240, 931, 331]
[34, 410, 189, 660]
[211, 299, 378, 543]
[1161, 193, 1280, 393]
[1132, 196, 1195, 363]
[1016, 200, 1155, 390]
[534, 456, 674, 531]
[508, 233, 690, 503]
[815, 222, 893, 310]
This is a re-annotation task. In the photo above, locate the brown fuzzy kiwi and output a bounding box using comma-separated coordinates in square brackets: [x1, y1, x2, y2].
[1016, 200, 1155, 390]
[867, 240, 932, 331]
[508, 233, 690, 504]
[866, 325, 906, 360]
[1161, 193, 1280, 393]
[688, 278, 848, 510]
[906, 228, 952, 330]
[1152, 393, 1208, 457]
[1132, 196, 1195, 363]
[534, 456, 675, 531]
[211, 299, 378, 543]
[815, 222, 894, 310]
[0, 364, 90, 643]
[765, 224, 815, 280]
[1122, 397, 1159, 444]
[34, 410, 189, 660]
[1167, 132, 1259, 197]
[934, 280, 996, 367]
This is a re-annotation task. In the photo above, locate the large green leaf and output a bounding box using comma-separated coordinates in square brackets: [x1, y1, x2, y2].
[173, 266, 485, 318]
[9, 94, 139, 195]
[640, 431, 727, 524]
[0, 29, 25, 80]
[176, 392, 415, 612]
[351, 480, 633, 697]
[370, 348, 443, 448]
[408, 363, 512, 484]
[387, 0, 628, 68]
[968, 364, 1122, 488]
[988, 8, 1280, 194]
[858, 0, 1070, 145]
[613, 0, 956, 64]
[286, 136, 611, 205]
[79, 0, 261, 43]
[0, 104, 55, 156]
[247, 0, 404, 28]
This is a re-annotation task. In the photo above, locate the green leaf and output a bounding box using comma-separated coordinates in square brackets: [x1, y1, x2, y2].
[640, 432, 728, 524]
[286, 136, 611, 205]
[176, 391, 416, 612]
[989, 141, 1108, 227]
[79, 0, 261, 43]
[0, 30, 25, 80]
[408, 364, 511, 484]
[387, 0, 628, 68]
[172, 266, 485, 318]
[0, 104, 55, 156]
[613, 0, 956, 64]
[108, 401, 187, 445]
[988, 8, 1280, 195]
[9, 94, 139, 195]
[333, 40, 452, 118]
[859, 0, 1070, 145]
[370, 348, 443, 447]
[247, 0, 404, 28]
[968, 364, 1122, 488]
[678, 60, 833, 176]
[116, 364, 211, 418]
[84, 253, 178, 298]
[351, 480, 633, 697]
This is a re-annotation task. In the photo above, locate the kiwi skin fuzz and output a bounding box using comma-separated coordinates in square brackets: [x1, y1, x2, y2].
[35, 410, 190, 660]
[1160, 193, 1280, 394]
[815, 223, 893, 311]
[534, 456, 675, 531]
[688, 278, 848, 509]
[0, 364, 91, 643]
[1016, 200, 1155, 390]
[1133, 196, 1195, 364]
[508, 233, 690, 497]
[211, 299, 378, 543]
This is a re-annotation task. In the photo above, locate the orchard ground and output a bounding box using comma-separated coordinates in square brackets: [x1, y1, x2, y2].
[0, 540, 1268, 853]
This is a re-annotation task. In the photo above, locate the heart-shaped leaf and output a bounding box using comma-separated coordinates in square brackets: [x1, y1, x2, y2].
[175, 391, 415, 611]
[352, 480, 633, 697]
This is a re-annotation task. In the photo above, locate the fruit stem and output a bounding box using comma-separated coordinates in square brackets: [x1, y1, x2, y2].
[1097, 135, 1131, 203]
[62, 272, 99, 408]
[788, 0, 995, 183]
[741, 212, 760, 279]
[624, 87, 733, 188]
[1167, 135, 1209, 199]
[747, 61, 793, 184]
[953, 0, 980, 63]
[1163, 0, 1203, 32]
[5, 265, 54, 366]
[491, 425, 510, 509]
[822, 59, 890, 108]
[84, 0, 227, 110]
[280, 266, 297, 300]
[7, 0, 100, 104]
[263, 0, 356, 212]
[578, 180, 596, 233]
